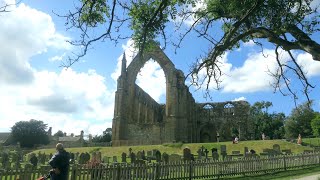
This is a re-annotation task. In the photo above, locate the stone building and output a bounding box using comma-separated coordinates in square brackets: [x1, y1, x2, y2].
[112, 46, 250, 146]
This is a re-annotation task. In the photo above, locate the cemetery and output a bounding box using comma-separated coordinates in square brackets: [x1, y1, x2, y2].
[0, 139, 320, 179]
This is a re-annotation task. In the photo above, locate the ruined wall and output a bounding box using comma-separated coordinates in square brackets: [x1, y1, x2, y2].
[197, 101, 250, 142]
[112, 46, 250, 146]
[112, 46, 199, 146]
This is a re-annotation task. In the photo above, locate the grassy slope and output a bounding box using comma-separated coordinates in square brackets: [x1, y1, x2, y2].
[33, 140, 313, 158]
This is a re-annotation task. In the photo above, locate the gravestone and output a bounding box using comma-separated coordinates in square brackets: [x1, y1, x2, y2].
[137, 151, 143, 160]
[113, 156, 118, 163]
[244, 147, 249, 155]
[97, 152, 102, 162]
[162, 152, 169, 163]
[142, 150, 146, 160]
[220, 145, 227, 160]
[183, 147, 192, 161]
[197, 149, 203, 160]
[204, 149, 209, 159]
[168, 154, 181, 162]
[147, 151, 152, 157]
[29, 154, 38, 167]
[122, 152, 127, 163]
[130, 152, 136, 163]
[155, 150, 161, 162]
[273, 144, 281, 154]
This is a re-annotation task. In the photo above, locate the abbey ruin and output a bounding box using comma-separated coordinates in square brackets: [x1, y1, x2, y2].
[112, 46, 250, 146]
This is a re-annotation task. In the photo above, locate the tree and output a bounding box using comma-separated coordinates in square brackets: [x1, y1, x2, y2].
[92, 128, 112, 143]
[10, 119, 50, 148]
[53, 130, 64, 137]
[311, 114, 320, 137]
[285, 102, 317, 138]
[0, 1, 19, 13]
[247, 101, 285, 140]
[60, 0, 319, 103]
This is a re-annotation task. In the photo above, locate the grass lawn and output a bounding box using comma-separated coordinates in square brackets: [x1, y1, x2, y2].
[226, 165, 320, 180]
[303, 138, 320, 147]
[32, 139, 313, 158]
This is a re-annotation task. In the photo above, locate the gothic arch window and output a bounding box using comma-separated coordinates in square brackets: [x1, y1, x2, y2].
[203, 104, 215, 119]
[224, 103, 235, 115]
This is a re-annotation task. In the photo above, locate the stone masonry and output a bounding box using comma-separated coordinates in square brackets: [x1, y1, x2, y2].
[112, 46, 250, 146]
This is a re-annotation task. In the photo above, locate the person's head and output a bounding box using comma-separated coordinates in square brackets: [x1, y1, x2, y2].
[56, 143, 64, 152]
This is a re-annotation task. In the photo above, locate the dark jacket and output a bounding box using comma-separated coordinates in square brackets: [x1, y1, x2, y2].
[49, 150, 70, 180]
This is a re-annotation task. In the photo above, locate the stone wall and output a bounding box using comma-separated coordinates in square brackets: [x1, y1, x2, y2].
[112, 46, 250, 146]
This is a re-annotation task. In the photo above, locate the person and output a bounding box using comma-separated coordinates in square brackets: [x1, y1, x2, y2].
[297, 134, 302, 145]
[49, 143, 70, 180]
[234, 136, 239, 144]
[262, 133, 266, 140]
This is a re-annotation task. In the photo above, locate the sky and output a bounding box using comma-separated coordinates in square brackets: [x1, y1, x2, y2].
[0, 0, 319, 136]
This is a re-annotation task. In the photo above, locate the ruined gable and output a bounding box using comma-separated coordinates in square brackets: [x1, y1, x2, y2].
[112, 47, 249, 146]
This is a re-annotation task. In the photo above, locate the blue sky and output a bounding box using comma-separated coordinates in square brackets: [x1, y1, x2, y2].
[0, 0, 319, 136]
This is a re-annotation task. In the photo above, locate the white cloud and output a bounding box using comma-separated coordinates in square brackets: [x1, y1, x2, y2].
[195, 49, 291, 93]
[173, 0, 206, 26]
[297, 52, 320, 78]
[220, 49, 290, 93]
[136, 60, 166, 102]
[0, 1, 70, 85]
[0, 1, 112, 136]
[243, 40, 256, 47]
[0, 68, 114, 135]
[232, 97, 246, 101]
[49, 53, 66, 62]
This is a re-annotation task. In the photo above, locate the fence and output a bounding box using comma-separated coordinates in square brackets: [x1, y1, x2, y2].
[1, 153, 320, 180]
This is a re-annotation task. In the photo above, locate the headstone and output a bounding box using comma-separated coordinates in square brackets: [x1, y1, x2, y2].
[142, 150, 146, 160]
[162, 152, 169, 163]
[130, 152, 136, 163]
[197, 149, 203, 160]
[146, 151, 152, 158]
[183, 147, 192, 161]
[168, 154, 181, 162]
[220, 145, 227, 160]
[204, 149, 209, 159]
[137, 151, 143, 160]
[155, 150, 161, 162]
[244, 147, 249, 155]
[273, 144, 281, 153]
[29, 154, 38, 167]
[113, 156, 118, 163]
[121, 152, 127, 163]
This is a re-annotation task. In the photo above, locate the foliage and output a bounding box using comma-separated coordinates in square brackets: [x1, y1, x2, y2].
[285, 102, 317, 138]
[311, 114, 320, 137]
[92, 128, 112, 143]
[53, 130, 64, 137]
[61, 0, 320, 103]
[246, 101, 285, 140]
[10, 119, 50, 148]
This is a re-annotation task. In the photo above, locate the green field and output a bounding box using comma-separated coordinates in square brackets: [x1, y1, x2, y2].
[32, 139, 314, 158]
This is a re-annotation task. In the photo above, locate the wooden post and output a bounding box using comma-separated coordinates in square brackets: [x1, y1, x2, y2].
[283, 156, 287, 171]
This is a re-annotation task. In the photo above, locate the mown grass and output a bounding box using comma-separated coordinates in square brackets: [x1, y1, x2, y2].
[303, 138, 320, 147]
[32, 139, 313, 158]
[227, 165, 320, 180]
